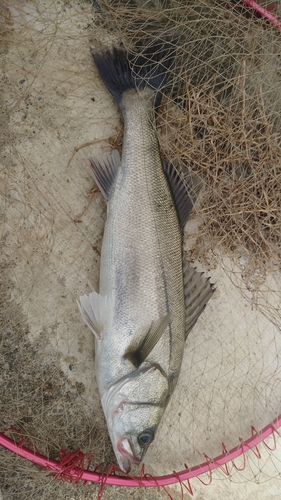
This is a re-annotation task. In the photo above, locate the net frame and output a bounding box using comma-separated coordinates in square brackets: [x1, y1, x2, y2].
[0, 414, 281, 489]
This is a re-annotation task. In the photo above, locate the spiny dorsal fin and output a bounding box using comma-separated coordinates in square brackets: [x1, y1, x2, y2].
[89, 149, 120, 200]
[77, 290, 107, 340]
[162, 160, 201, 230]
[183, 261, 215, 339]
[124, 314, 169, 368]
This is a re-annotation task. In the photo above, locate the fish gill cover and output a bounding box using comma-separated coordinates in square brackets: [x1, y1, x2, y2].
[0, 0, 281, 499]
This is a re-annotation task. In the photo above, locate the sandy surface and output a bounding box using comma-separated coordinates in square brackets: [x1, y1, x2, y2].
[1, 1, 281, 499]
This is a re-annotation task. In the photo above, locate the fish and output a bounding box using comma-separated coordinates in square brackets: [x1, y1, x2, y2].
[78, 42, 214, 473]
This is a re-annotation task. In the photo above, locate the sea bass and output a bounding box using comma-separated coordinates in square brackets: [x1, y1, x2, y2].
[78, 43, 214, 473]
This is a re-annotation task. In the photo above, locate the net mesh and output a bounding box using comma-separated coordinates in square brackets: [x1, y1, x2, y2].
[1, 0, 281, 499]
[95, 0, 281, 273]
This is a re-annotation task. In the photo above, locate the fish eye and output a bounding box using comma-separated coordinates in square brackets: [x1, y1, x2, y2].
[137, 429, 154, 446]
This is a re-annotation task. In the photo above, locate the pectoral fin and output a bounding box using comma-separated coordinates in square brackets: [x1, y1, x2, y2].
[77, 290, 107, 340]
[124, 314, 169, 367]
[184, 261, 215, 339]
[89, 149, 120, 200]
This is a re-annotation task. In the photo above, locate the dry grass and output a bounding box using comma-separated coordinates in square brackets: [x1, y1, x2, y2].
[96, 0, 281, 281]
[157, 80, 281, 272]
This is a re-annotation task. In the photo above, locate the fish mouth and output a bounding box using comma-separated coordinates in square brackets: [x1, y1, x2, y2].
[117, 437, 141, 473]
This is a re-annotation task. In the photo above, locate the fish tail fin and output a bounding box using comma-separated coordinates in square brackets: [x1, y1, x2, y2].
[91, 38, 176, 108]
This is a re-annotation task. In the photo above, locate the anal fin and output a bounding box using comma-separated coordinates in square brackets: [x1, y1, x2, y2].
[89, 149, 120, 200]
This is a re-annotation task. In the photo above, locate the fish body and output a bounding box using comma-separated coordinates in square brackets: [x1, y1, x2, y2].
[79, 45, 214, 472]
[98, 87, 185, 395]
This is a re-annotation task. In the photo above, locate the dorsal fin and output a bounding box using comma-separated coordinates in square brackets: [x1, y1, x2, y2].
[124, 314, 169, 368]
[162, 160, 201, 230]
[89, 149, 120, 200]
[183, 261, 215, 339]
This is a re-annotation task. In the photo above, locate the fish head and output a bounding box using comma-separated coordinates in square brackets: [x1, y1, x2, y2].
[112, 403, 164, 473]
[101, 363, 169, 473]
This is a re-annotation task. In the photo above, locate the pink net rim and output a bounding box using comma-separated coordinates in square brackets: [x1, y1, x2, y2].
[0, 414, 280, 487]
[230, 0, 281, 29]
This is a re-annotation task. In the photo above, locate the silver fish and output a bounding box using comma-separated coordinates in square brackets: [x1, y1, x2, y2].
[78, 44, 214, 473]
